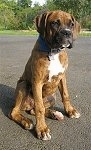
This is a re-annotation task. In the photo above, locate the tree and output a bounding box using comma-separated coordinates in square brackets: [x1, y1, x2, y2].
[0, 0, 90, 30]
[46, 0, 57, 10]
[0, 2, 18, 29]
[18, 0, 32, 8]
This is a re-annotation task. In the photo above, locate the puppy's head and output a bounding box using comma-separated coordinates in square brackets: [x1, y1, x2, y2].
[34, 10, 80, 49]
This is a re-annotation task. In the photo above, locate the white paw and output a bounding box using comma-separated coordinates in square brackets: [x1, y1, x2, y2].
[42, 132, 51, 141]
[26, 123, 34, 130]
[37, 129, 51, 141]
[53, 111, 64, 121]
[71, 112, 80, 119]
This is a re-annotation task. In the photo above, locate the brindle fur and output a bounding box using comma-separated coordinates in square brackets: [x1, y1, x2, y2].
[9, 10, 80, 140]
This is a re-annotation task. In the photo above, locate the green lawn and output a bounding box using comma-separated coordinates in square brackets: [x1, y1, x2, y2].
[0, 30, 38, 36]
[80, 31, 91, 36]
[0, 30, 91, 36]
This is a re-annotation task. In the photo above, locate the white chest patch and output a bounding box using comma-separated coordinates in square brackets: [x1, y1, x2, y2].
[48, 53, 65, 82]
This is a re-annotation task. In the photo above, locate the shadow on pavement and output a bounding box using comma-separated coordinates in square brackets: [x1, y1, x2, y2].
[0, 84, 37, 138]
[0, 84, 15, 117]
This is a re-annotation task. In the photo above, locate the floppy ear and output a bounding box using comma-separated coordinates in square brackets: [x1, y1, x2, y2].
[71, 16, 81, 40]
[34, 12, 50, 37]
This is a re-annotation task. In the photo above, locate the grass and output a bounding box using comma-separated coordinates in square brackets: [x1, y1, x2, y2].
[80, 31, 91, 36]
[0, 30, 38, 36]
[0, 30, 91, 36]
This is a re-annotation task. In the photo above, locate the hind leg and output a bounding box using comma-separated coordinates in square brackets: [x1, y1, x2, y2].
[9, 81, 34, 130]
[44, 95, 64, 120]
[29, 94, 64, 121]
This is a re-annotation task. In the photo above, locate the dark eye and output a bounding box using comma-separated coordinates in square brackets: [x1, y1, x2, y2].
[71, 22, 74, 27]
[69, 20, 74, 28]
[51, 20, 60, 29]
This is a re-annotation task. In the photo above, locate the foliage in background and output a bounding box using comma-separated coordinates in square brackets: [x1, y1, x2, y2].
[0, 0, 91, 30]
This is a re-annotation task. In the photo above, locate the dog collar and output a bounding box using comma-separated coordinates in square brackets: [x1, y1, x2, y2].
[38, 35, 50, 53]
[38, 35, 62, 60]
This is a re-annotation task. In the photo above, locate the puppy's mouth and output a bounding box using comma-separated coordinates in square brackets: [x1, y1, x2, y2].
[60, 42, 73, 49]
[51, 39, 73, 50]
[51, 29, 73, 49]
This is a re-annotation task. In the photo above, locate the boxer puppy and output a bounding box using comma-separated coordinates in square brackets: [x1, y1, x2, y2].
[9, 10, 80, 140]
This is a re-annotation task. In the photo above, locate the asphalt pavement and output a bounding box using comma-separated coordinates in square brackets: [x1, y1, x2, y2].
[0, 35, 91, 150]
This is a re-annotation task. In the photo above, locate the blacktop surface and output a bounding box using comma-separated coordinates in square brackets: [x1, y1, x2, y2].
[0, 35, 91, 150]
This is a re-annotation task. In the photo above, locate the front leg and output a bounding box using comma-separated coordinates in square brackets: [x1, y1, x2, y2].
[58, 73, 80, 118]
[32, 82, 51, 140]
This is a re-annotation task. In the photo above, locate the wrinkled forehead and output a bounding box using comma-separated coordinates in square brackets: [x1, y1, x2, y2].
[48, 11, 72, 23]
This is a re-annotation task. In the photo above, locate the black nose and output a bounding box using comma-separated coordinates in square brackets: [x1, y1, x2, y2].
[61, 29, 71, 37]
